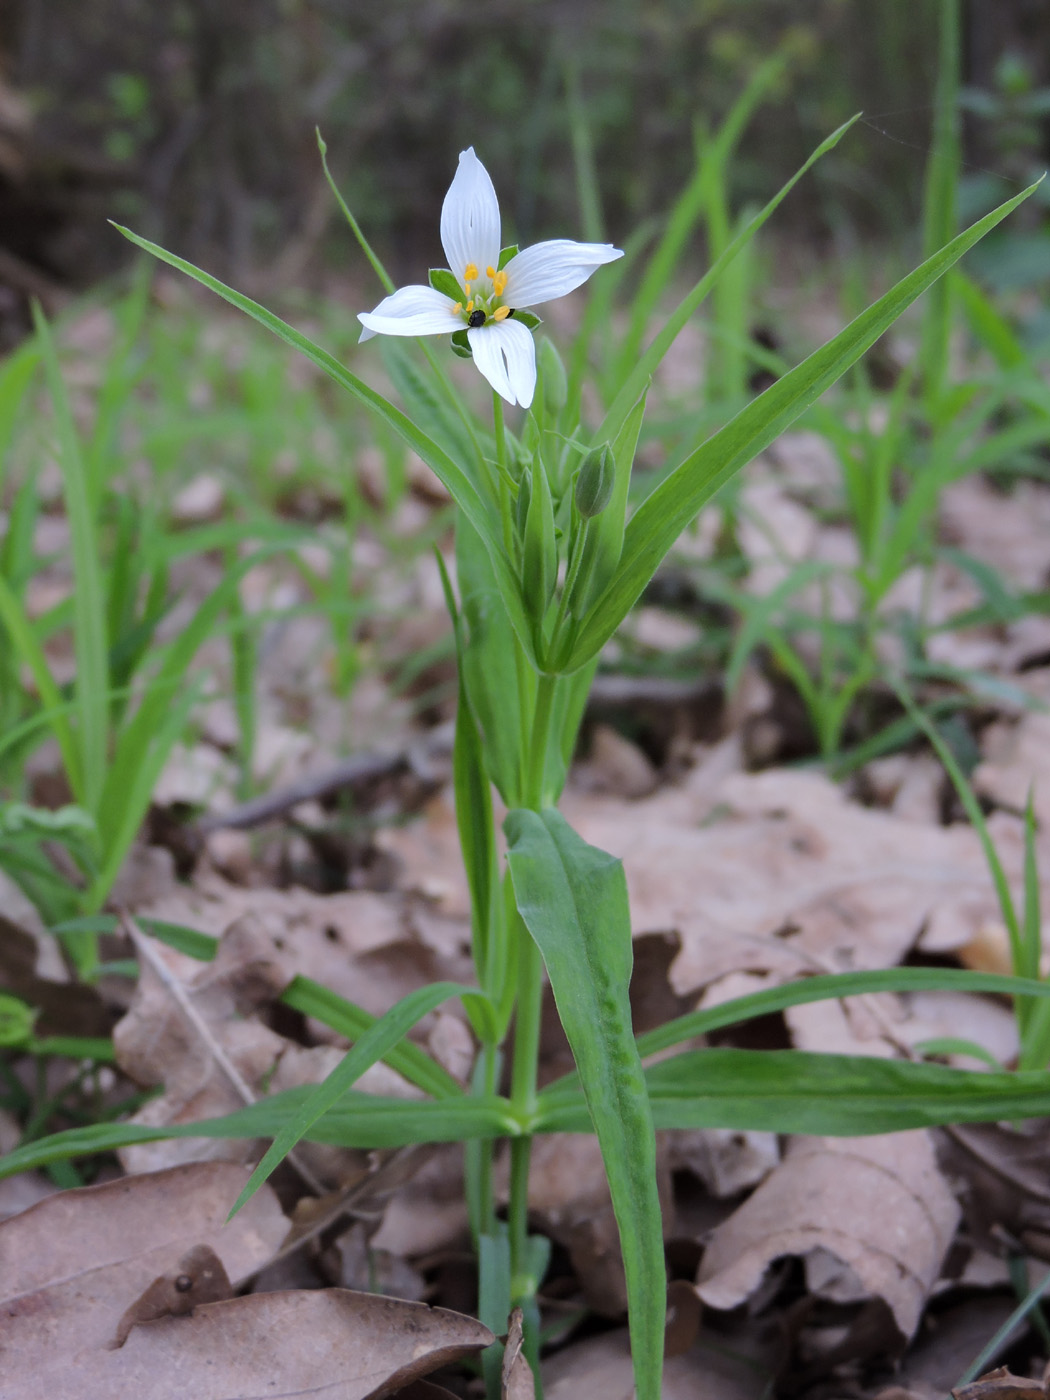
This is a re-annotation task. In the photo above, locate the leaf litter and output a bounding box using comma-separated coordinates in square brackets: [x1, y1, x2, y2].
[6, 414, 1050, 1395]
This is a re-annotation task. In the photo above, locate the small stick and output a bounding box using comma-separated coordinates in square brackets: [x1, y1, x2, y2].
[120, 911, 327, 1198]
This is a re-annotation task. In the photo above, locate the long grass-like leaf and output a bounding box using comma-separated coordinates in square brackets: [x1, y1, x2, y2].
[0, 1090, 519, 1182]
[110, 225, 534, 664]
[536, 1049, 1050, 1136]
[0, 575, 82, 799]
[229, 981, 490, 1218]
[570, 180, 1041, 672]
[33, 304, 109, 813]
[596, 115, 862, 449]
[506, 808, 664, 1400]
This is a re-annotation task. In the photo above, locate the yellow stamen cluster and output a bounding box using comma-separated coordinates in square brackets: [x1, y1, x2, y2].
[450, 261, 512, 327]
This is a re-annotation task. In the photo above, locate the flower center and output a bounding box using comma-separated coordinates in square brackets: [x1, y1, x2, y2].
[450, 263, 514, 328]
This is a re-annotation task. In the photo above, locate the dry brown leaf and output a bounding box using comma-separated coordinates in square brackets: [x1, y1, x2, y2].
[502, 1307, 536, 1400]
[111, 1243, 233, 1347]
[7, 1289, 493, 1400]
[952, 1365, 1048, 1400]
[0, 1162, 286, 1359]
[940, 1120, 1050, 1250]
[542, 1324, 771, 1400]
[696, 1132, 959, 1345]
[976, 713, 1050, 833]
[563, 767, 1041, 996]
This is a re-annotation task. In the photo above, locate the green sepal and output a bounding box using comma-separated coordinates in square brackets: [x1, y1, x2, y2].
[451, 329, 473, 359]
[509, 309, 541, 331]
[429, 267, 463, 301]
[497, 244, 519, 270]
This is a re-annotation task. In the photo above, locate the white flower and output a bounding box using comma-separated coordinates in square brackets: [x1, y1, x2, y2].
[357, 148, 623, 409]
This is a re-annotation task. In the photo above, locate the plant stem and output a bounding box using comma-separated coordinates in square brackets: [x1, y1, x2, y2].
[508, 916, 543, 1303]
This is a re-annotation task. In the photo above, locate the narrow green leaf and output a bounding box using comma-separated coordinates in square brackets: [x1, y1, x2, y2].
[505, 808, 664, 1400]
[109, 224, 535, 664]
[134, 918, 464, 1099]
[438, 552, 502, 1007]
[33, 303, 109, 813]
[643, 1049, 1050, 1135]
[0, 1090, 519, 1182]
[0, 575, 82, 800]
[596, 115, 862, 448]
[537, 1048, 1050, 1136]
[229, 981, 488, 1218]
[571, 179, 1041, 672]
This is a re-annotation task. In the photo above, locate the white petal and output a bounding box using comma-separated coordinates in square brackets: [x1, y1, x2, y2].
[468, 319, 536, 408]
[503, 239, 623, 308]
[357, 284, 458, 342]
[440, 148, 501, 284]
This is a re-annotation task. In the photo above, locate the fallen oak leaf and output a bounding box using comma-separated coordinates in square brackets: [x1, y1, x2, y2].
[11, 1289, 494, 1400]
[111, 1243, 233, 1348]
[0, 1161, 286, 1359]
[952, 1365, 1047, 1400]
[696, 1131, 959, 1349]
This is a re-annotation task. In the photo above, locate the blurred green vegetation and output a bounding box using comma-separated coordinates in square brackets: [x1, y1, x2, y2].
[0, 0, 980, 285]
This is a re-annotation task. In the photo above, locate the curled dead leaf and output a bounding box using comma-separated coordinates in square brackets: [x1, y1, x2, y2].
[111, 1243, 232, 1348]
[696, 1132, 959, 1348]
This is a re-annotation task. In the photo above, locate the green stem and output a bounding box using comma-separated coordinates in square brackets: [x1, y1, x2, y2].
[507, 672, 559, 1320]
[508, 918, 543, 1304]
[525, 673, 558, 810]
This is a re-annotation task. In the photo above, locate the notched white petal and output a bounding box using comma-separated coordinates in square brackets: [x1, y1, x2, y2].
[468, 320, 536, 408]
[440, 148, 501, 283]
[357, 284, 457, 341]
[504, 239, 623, 308]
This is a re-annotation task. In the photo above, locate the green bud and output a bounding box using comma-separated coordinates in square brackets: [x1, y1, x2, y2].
[537, 337, 568, 414]
[574, 444, 615, 518]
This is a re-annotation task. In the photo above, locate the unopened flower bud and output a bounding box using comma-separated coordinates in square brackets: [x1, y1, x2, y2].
[574, 444, 615, 519]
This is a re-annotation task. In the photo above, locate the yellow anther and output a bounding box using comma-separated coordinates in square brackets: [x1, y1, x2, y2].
[451, 302, 462, 315]
[493, 271, 508, 296]
[486, 265, 497, 279]
[493, 305, 511, 321]
[466, 298, 474, 313]
[464, 263, 478, 282]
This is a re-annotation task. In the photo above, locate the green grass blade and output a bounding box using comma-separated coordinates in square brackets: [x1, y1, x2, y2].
[539, 967, 1050, 1101]
[920, 0, 961, 406]
[229, 981, 488, 1218]
[33, 303, 109, 813]
[595, 114, 862, 450]
[280, 977, 464, 1100]
[0, 339, 39, 497]
[537, 1049, 1050, 1136]
[132, 918, 464, 1099]
[0, 575, 82, 800]
[505, 808, 664, 1400]
[892, 682, 1024, 971]
[109, 224, 534, 663]
[0, 1090, 519, 1181]
[85, 678, 203, 910]
[570, 179, 1041, 673]
[643, 1049, 1050, 1135]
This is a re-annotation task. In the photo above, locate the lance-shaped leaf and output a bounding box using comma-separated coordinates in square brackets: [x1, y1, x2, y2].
[505, 808, 664, 1400]
[567, 179, 1042, 672]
